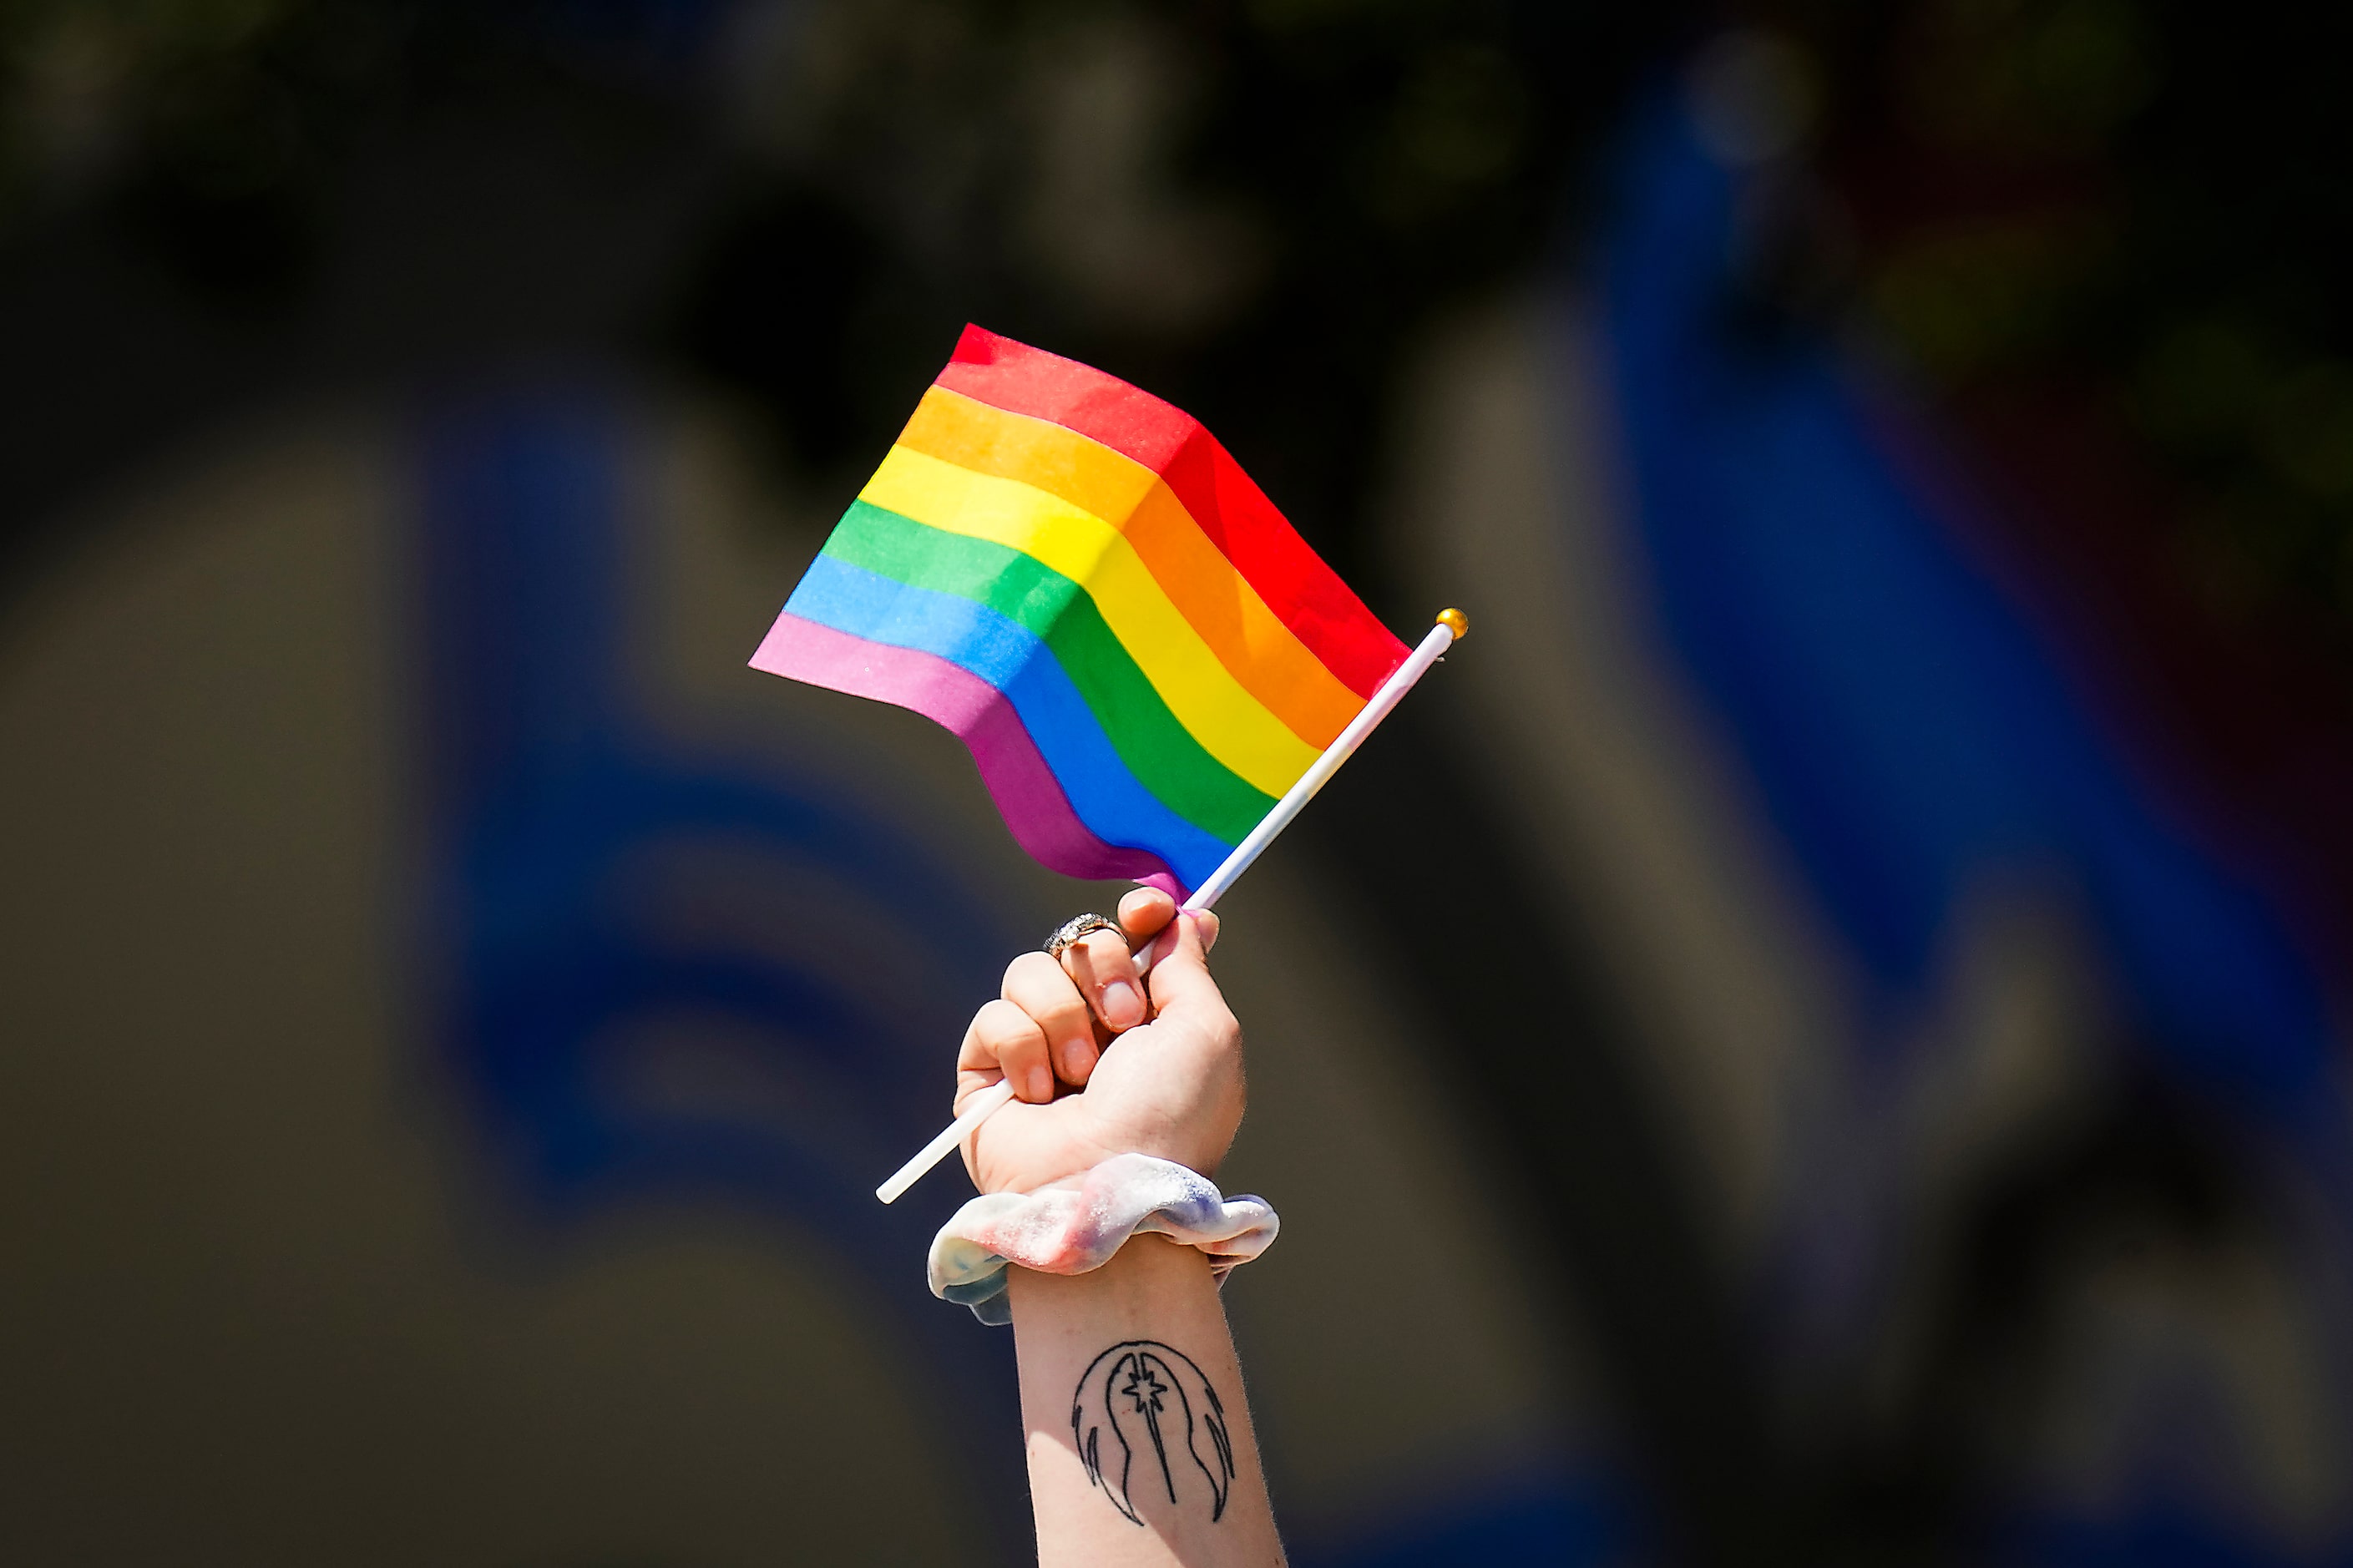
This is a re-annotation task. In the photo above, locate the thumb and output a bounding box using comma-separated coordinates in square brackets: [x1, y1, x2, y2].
[1143, 910, 1222, 1019]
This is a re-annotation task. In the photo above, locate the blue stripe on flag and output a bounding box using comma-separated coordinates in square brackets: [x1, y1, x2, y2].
[787, 553, 1236, 890]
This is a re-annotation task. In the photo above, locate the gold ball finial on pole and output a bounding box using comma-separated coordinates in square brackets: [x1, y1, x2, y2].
[1435, 607, 1470, 640]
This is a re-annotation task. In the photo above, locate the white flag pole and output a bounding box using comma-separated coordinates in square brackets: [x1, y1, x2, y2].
[874, 609, 1469, 1204]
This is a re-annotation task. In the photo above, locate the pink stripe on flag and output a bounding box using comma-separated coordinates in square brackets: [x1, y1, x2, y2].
[751, 611, 1178, 890]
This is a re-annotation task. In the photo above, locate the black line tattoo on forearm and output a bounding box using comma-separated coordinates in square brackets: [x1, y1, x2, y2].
[1070, 1340, 1236, 1525]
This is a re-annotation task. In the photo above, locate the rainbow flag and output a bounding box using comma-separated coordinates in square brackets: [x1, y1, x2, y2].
[751, 326, 1410, 895]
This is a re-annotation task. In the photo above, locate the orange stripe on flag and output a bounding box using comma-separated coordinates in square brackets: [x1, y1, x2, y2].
[895, 386, 1365, 749]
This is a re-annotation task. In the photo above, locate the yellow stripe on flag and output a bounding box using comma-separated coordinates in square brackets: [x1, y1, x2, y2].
[862, 445, 1324, 797]
[894, 387, 1367, 749]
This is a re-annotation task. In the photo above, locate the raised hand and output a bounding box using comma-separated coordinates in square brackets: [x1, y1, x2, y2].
[956, 887, 1242, 1196]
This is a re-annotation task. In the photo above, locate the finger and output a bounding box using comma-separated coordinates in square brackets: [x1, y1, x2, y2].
[961, 998, 1055, 1105]
[1195, 909, 1220, 953]
[1118, 885, 1178, 943]
[1003, 949, 1100, 1087]
[1118, 885, 1181, 976]
[1063, 928, 1145, 1034]
[1141, 908, 1237, 1034]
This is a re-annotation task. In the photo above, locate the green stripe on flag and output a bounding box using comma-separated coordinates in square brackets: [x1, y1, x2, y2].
[822, 499, 1279, 843]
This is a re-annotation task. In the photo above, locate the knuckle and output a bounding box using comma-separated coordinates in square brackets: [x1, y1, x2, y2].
[1002, 949, 1056, 994]
[1012, 969, 1088, 1024]
[974, 999, 1036, 1047]
[1040, 995, 1092, 1039]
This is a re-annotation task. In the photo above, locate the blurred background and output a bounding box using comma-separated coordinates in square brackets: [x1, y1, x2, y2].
[6, 2, 2353, 1564]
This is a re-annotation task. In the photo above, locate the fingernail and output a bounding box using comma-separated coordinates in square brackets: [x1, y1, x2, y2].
[1026, 1066, 1053, 1101]
[1197, 912, 1220, 951]
[1102, 980, 1142, 1029]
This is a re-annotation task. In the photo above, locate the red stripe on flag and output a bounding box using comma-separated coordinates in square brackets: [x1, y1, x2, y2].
[936, 324, 1409, 701]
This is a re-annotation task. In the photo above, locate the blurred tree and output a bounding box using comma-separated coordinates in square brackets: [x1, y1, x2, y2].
[1786, 0, 2353, 671]
[673, 0, 1675, 584]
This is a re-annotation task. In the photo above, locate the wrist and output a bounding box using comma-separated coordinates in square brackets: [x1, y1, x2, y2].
[1007, 1231, 1212, 1314]
[929, 1152, 1279, 1323]
[1006, 1237, 1225, 1381]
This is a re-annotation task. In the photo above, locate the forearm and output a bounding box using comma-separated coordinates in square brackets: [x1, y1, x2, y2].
[1009, 1237, 1285, 1566]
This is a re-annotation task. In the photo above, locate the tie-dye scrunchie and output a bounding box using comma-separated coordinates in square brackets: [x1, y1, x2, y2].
[927, 1152, 1279, 1325]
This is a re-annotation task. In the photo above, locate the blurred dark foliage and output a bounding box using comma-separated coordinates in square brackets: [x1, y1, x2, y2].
[13, 0, 2352, 665]
[1825, 0, 2353, 654]
[1761, 0, 2353, 994]
[1794, 0, 2353, 679]
[0, 0, 1687, 591]
[669, 0, 1682, 592]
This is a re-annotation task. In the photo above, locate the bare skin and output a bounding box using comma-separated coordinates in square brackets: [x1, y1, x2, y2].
[956, 889, 1284, 1566]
